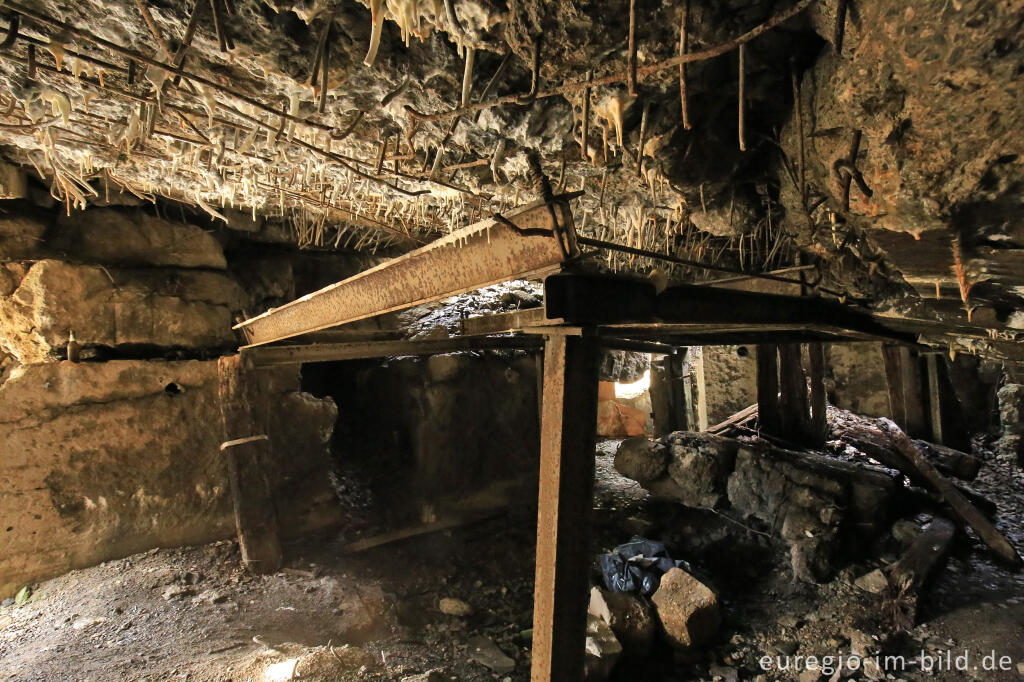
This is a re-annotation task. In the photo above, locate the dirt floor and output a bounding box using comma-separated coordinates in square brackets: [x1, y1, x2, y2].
[2, 441, 1023, 681]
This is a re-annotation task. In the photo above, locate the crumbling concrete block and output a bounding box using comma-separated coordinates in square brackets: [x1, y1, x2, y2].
[651, 567, 721, 649]
[727, 441, 894, 582]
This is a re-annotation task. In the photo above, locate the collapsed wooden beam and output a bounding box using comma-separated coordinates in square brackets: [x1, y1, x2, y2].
[235, 198, 576, 347]
[879, 418, 1022, 568]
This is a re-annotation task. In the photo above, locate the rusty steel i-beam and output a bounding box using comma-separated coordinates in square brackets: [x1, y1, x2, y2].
[235, 198, 577, 346]
[531, 332, 600, 682]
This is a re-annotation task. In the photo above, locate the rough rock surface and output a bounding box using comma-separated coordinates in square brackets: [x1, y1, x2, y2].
[599, 351, 650, 384]
[778, 0, 1024, 334]
[613, 437, 668, 484]
[0, 359, 339, 599]
[0, 260, 241, 362]
[651, 567, 721, 650]
[727, 441, 895, 582]
[50, 209, 227, 269]
[584, 613, 623, 681]
[0, 209, 47, 260]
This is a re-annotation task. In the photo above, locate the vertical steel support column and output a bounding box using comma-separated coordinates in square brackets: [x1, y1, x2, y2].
[531, 332, 600, 682]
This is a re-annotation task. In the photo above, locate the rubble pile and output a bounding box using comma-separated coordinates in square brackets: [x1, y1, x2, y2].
[614, 425, 898, 582]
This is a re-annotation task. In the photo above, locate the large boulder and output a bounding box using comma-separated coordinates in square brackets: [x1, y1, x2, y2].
[0, 260, 242, 362]
[651, 567, 721, 650]
[664, 433, 738, 508]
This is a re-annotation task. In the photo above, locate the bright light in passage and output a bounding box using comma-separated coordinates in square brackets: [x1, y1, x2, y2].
[614, 369, 650, 399]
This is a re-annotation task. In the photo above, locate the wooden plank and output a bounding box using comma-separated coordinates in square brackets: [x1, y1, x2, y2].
[545, 273, 915, 344]
[341, 512, 497, 554]
[531, 333, 600, 682]
[597, 322, 893, 345]
[707, 403, 758, 435]
[692, 346, 708, 431]
[756, 343, 779, 436]
[217, 355, 283, 574]
[914, 440, 981, 481]
[878, 418, 1022, 568]
[831, 418, 995, 514]
[244, 335, 543, 366]
[885, 517, 955, 626]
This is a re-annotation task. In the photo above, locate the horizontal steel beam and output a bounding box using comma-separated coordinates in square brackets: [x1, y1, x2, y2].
[458, 306, 554, 335]
[243, 335, 543, 366]
[236, 198, 575, 347]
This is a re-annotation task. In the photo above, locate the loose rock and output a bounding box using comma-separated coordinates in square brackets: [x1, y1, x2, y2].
[584, 614, 623, 681]
[466, 635, 514, 673]
[651, 567, 721, 649]
[439, 597, 473, 617]
[853, 568, 889, 595]
[588, 586, 656, 654]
